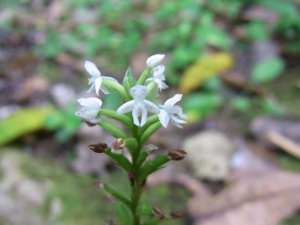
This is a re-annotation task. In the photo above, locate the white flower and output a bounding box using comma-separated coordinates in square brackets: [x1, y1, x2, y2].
[146, 54, 165, 68]
[111, 138, 125, 155]
[75, 97, 102, 124]
[146, 65, 168, 91]
[117, 85, 160, 127]
[158, 94, 187, 128]
[85, 61, 118, 96]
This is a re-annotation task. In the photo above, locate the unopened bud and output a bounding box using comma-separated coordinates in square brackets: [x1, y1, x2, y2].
[105, 219, 115, 225]
[111, 138, 125, 154]
[146, 54, 165, 68]
[88, 143, 108, 153]
[170, 210, 183, 219]
[142, 144, 158, 155]
[93, 180, 105, 189]
[152, 206, 164, 220]
[168, 150, 187, 161]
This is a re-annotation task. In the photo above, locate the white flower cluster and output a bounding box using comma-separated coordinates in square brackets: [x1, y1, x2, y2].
[75, 54, 187, 128]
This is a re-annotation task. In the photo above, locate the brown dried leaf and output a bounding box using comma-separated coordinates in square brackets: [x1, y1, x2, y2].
[189, 171, 300, 225]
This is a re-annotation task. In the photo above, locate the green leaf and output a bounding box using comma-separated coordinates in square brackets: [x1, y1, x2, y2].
[182, 93, 223, 113]
[105, 148, 132, 171]
[114, 201, 133, 225]
[44, 112, 63, 130]
[0, 107, 54, 146]
[139, 155, 170, 182]
[123, 67, 136, 96]
[251, 57, 285, 83]
[230, 97, 251, 112]
[245, 21, 269, 41]
[102, 183, 131, 208]
[262, 99, 285, 116]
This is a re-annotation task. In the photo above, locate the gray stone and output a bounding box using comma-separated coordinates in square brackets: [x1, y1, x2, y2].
[183, 131, 235, 181]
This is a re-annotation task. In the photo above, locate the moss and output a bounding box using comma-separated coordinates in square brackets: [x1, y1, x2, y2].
[20, 153, 115, 225]
[18, 152, 190, 225]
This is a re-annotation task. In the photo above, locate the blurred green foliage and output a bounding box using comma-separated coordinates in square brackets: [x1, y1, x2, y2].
[1, 0, 299, 123]
[1, 0, 299, 72]
[45, 102, 81, 143]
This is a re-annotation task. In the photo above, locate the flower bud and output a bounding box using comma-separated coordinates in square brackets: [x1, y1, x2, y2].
[93, 180, 105, 189]
[152, 206, 165, 220]
[170, 210, 183, 219]
[146, 54, 165, 68]
[105, 219, 115, 225]
[128, 170, 135, 186]
[88, 143, 108, 153]
[167, 150, 187, 161]
[142, 144, 158, 155]
[111, 138, 125, 154]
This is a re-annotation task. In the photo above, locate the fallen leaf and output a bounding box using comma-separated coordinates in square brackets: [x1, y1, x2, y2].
[180, 53, 234, 94]
[0, 107, 54, 146]
[189, 171, 300, 225]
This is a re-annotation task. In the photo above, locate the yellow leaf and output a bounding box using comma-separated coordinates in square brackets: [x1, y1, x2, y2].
[180, 52, 234, 94]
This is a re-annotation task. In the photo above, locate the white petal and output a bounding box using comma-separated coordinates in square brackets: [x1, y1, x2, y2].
[140, 107, 147, 127]
[100, 85, 110, 94]
[179, 113, 188, 119]
[117, 101, 135, 114]
[171, 120, 183, 128]
[77, 97, 102, 107]
[87, 83, 95, 93]
[144, 100, 160, 113]
[152, 65, 165, 77]
[95, 77, 103, 96]
[132, 107, 140, 126]
[170, 115, 187, 124]
[164, 94, 182, 110]
[158, 109, 170, 128]
[146, 54, 165, 68]
[130, 85, 148, 101]
[85, 61, 101, 77]
[75, 107, 99, 122]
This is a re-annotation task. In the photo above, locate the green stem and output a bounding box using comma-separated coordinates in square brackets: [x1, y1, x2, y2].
[98, 120, 128, 139]
[102, 79, 130, 101]
[137, 67, 151, 85]
[99, 109, 133, 128]
[131, 183, 142, 225]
